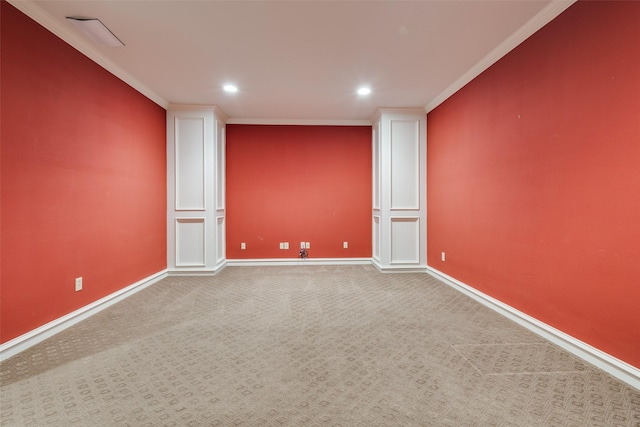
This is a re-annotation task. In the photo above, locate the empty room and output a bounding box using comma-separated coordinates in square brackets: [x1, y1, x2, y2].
[1, 0, 639, 425]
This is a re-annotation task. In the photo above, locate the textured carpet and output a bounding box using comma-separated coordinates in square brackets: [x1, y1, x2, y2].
[1, 265, 639, 426]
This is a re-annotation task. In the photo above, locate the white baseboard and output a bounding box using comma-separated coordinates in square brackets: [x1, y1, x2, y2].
[372, 259, 428, 273]
[0, 270, 168, 362]
[426, 266, 640, 391]
[168, 260, 227, 276]
[5, 263, 637, 392]
[167, 270, 222, 276]
[226, 258, 372, 267]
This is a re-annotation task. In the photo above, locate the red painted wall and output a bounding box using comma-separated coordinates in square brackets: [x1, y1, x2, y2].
[427, 1, 640, 367]
[1, 2, 167, 343]
[226, 125, 371, 259]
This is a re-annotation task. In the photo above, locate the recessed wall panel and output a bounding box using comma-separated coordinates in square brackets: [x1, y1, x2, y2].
[390, 217, 419, 264]
[175, 218, 205, 266]
[216, 124, 226, 210]
[373, 215, 380, 261]
[175, 117, 205, 210]
[390, 120, 420, 210]
[216, 216, 225, 262]
[373, 125, 380, 210]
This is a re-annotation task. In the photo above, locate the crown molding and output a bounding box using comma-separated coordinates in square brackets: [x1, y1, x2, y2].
[9, 0, 577, 122]
[425, 0, 577, 113]
[226, 118, 372, 126]
[8, 0, 169, 110]
[369, 107, 427, 123]
[212, 106, 229, 124]
[167, 104, 229, 123]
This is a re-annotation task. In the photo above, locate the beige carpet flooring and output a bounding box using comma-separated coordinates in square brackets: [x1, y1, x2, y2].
[1, 265, 639, 426]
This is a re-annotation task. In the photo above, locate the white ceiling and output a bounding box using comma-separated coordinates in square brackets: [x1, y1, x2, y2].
[15, 0, 574, 123]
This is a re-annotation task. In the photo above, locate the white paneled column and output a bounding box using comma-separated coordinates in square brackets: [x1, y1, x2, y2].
[371, 109, 426, 271]
[167, 105, 226, 273]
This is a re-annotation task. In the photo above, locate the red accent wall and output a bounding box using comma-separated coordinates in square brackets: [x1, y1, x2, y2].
[1, 2, 167, 343]
[427, 1, 640, 367]
[226, 125, 372, 259]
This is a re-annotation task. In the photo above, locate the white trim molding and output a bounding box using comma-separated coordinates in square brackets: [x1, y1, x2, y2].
[372, 259, 428, 273]
[166, 270, 222, 276]
[225, 118, 372, 126]
[425, 0, 577, 113]
[426, 266, 640, 391]
[0, 270, 168, 362]
[167, 104, 229, 123]
[226, 258, 372, 267]
[167, 259, 227, 275]
[7, 0, 169, 109]
[370, 109, 426, 271]
[174, 217, 207, 267]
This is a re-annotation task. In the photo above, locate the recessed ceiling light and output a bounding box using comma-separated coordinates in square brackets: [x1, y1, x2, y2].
[223, 84, 238, 93]
[357, 87, 371, 96]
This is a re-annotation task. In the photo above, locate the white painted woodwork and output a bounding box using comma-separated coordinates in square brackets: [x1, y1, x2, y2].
[390, 217, 420, 264]
[372, 215, 380, 261]
[426, 266, 640, 391]
[167, 106, 226, 273]
[216, 126, 226, 210]
[390, 120, 420, 210]
[175, 117, 205, 210]
[175, 218, 205, 266]
[0, 271, 168, 362]
[372, 125, 380, 210]
[216, 216, 226, 264]
[21, 0, 573, 119]
[371, 109, 426, 271]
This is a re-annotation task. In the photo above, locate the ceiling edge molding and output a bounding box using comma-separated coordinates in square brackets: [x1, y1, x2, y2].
[167, 104, 229, 123]
[226, 118, 372, 126]
[8, 0, 170, 110]
[370, 107, 427, 123]
[424, 0, 577, 114]
[213, 106, 229, 124]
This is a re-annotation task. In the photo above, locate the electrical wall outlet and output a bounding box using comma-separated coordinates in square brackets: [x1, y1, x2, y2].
[284, 242, 289, 249]
[75, 277, 83, 292]
[305, 242, 310, 249]
[241, 242, 246, 250]
[300, 242, 306, 249]
[343, 241, 348, 249]
[279, 242, 284, 249]
[441, 252, 446, 262]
